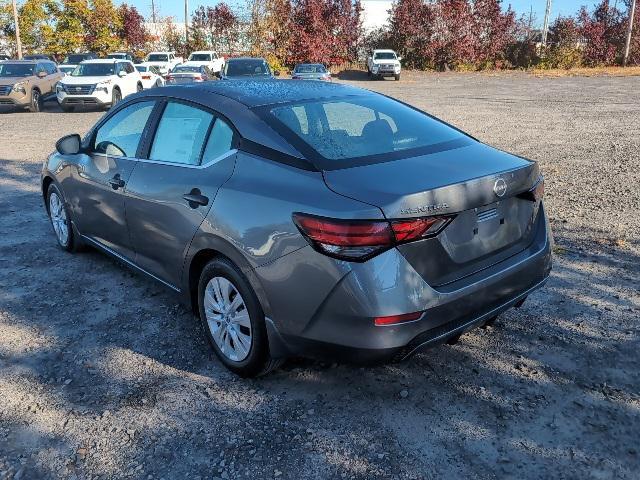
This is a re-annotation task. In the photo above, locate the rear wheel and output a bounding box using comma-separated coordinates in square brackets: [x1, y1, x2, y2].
[136, 82, 143, 92]
[198, 258, 282, 377]
[46, 183, 77, 252]
[28, 89, 42, 112]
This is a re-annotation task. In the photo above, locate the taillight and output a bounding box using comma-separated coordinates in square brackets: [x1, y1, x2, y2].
[194, 75, 204, 81]
[517, 176, 544, 202]
[292, 213, 453, 261]
[142, 74, 151, 80]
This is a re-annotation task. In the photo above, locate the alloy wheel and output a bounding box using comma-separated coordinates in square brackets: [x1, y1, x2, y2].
[49, 192, 69, 246]
[203, 276, 252, 362]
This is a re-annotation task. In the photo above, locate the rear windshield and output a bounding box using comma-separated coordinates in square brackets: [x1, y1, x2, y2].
[225, 60, 270, 77]
[148, 54, 168, 62]
[135, 66, 147, 72]
[72, 63, 115, 76]
[0, 63, 34, 77]
[190, 54, 212, 61]
[264, 95, 468, 168]
[63, 54, 90, 64]
[294, 64, 326, 73]
[174, 66, 201, 73]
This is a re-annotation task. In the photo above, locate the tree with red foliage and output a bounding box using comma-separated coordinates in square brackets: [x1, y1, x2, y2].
[431, 0, 477, 70]
[387, 0, 434, 69]
[578, 1, 625, 66]
[473, 0, 517, 68]
[118, 4, 147, 51]
[289, 0, 361, 65]
[192, 3, 239, 55]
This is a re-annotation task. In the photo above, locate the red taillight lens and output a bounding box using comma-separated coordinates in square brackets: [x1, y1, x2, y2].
[293, 213, 453, 261]
[194, 75, 204, 81]
[374, 311, 423, 326]
[518, 176, 544, 202]
[142, 74, 151, 80]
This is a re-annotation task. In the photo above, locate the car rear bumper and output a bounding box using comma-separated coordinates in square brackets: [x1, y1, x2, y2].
[260, 203, 552, 362]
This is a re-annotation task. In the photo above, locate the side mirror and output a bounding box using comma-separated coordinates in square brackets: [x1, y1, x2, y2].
[56, 134, 81, 155]
[274, 70, 280, 77]
[398, 56, 403, 62]
[37, 71, 47, 78]
[118, 70, 127, 77]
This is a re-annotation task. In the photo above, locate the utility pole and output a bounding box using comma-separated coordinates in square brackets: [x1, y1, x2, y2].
[624, 0, 637, 66]
[11, 0, 22, 59]
[541, 0, 552, 47]
[184, 0, 189, 46]
[151, 0, 157, 23]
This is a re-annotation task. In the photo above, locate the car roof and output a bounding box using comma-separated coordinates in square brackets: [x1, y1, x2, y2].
[82, 59, 127, 64]
[374, 49, 396, 53]
[186, 79, 370, 108]
[227, 57, 267, 62]
[1, 59, 41, 64]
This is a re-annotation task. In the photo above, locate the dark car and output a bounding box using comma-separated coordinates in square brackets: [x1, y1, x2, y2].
[61, 53, 99, 66]
[24, 54, 56, 62]
[42, 80, 551, 377]
[0, 54, 11, 61]
[220, 57, 278, 80]
[166, 65, 214, 84]
[291, 63, 331, 81]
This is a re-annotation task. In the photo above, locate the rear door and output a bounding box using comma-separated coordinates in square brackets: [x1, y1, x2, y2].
[124, 99, 237, 288]
[65, 100, 156, 259]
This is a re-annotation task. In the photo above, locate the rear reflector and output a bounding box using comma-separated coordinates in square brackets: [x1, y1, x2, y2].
[293, 213, 453, 261]
[374, 311, 423, 326]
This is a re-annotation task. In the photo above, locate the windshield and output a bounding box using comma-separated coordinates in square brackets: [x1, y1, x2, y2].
[59, 66, 76, 73]
[71, 63, 115, 77]
[0, 63, 35, 77]
[107, 54, 126, 59]
[266, 95, 465, 166]
[294, 64, 326, 73]
[148, 54, 168, 62]
[224, 60, 270, 77]
[374, 52, 396, 60]
[189, 54, 211, 61]
[135, 66, 147, 72]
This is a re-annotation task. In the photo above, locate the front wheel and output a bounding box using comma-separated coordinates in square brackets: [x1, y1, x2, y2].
[111, 88, 122, 108]
[394, 74, 401, 81]
[198, 258, 282, 377]
[47, 183, 77, 252]
[28, 89, 42, 112]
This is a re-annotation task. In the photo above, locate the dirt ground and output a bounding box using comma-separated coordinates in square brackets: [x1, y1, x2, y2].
[0, 72, 638, 480]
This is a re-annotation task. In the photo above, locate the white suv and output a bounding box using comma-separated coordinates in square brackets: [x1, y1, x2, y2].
[184, 51, 225, 74]
[56, 59, 143, 111]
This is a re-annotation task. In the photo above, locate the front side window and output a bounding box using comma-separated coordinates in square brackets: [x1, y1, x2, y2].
[149, 102, 214, 166]
[94, 101, 155, 157]
[267, 95, 465, 166]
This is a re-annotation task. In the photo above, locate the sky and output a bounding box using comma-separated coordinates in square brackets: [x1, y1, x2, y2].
[123, 0, 607, 26]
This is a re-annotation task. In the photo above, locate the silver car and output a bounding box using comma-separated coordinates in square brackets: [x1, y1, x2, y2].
[42, 80, 552, 377]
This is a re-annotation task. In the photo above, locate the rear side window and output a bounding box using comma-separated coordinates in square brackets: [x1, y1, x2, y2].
[202, 118, 234, 162]
[149, 102, 213, 165]
[94, 101, 155, 157]
[266, 95, 467, 168]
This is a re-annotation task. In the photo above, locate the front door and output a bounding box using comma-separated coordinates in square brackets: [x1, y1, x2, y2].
[66, 100, 155, 259]
[125, 100, 236, 287]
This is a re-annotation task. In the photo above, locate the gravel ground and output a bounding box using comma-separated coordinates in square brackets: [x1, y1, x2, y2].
[0, 72, 638, 480]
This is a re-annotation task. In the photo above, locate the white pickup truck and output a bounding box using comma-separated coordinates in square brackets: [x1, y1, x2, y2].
[367, 49, 402, 81]
[183, 51, 225, 74]
[144, 51, 183, 76]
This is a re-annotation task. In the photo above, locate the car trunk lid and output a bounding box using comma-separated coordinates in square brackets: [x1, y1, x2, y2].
[322, 142, 542, 286]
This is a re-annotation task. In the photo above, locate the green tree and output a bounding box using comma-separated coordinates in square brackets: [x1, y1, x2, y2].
[84, 0, 123, 55]
[50, 0, 88, 56]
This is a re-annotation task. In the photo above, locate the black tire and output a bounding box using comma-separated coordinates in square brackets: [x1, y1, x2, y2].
[28, 89, 42, 112]
[46, 183, 78, 252]
[60, 104, 74, 113]
[198, 258, 282, 377]
[155, 79, 162, 88]
[136, 82, 143, 92]
[394, 74, 401, 81]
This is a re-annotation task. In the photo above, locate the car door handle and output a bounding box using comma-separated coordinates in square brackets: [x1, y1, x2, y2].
[183, 189, 209, 208]
[108, 174, 125, 190]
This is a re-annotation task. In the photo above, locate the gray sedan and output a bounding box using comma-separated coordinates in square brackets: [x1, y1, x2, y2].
[42, 80, 552, 377]
[291, 63, 331, 81]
